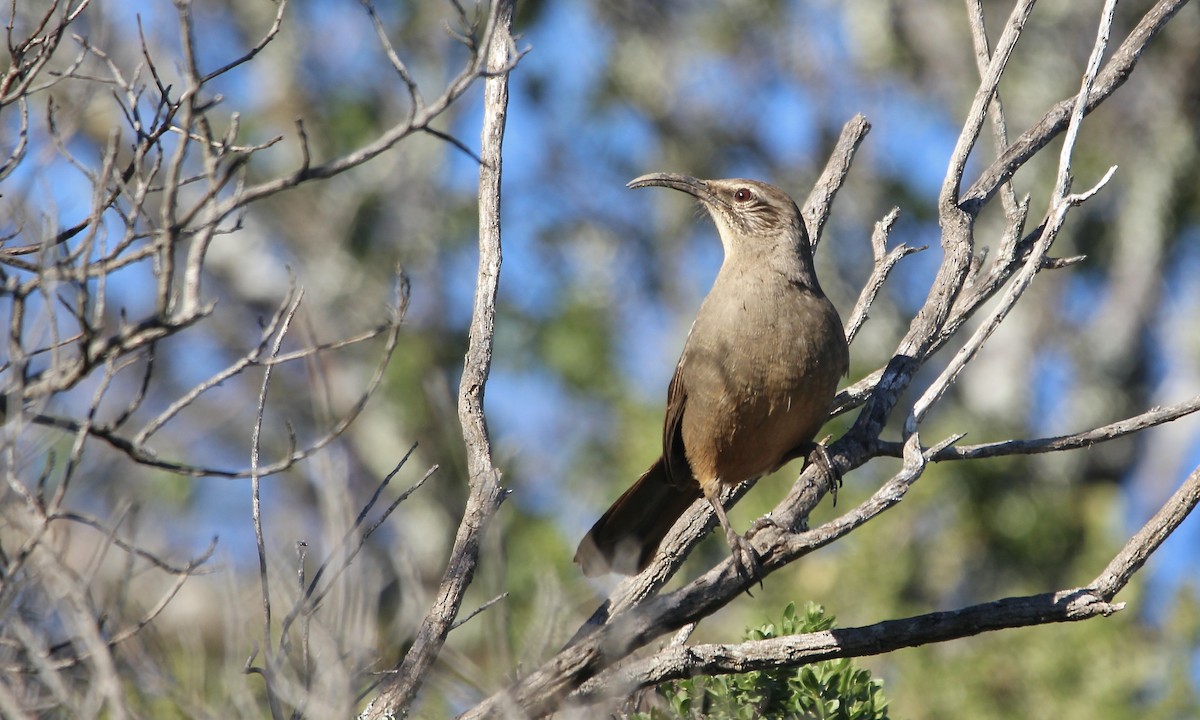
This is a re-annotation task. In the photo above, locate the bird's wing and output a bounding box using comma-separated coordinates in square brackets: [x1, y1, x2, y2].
[662, 359, 692, 490]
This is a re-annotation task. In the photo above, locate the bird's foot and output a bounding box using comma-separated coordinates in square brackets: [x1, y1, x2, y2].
[809, 435, 842, 505]
[707, 492, 764, 592]
[748, 514, 781, 536]
[724, 526, 764, 592]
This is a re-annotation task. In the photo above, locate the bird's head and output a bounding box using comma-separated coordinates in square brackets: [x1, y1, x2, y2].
[628, 172, 817, 284]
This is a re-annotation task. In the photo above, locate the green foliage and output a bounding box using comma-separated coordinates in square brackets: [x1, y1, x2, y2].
[631, 603, 888, 720]
[535, 297, 616, 394]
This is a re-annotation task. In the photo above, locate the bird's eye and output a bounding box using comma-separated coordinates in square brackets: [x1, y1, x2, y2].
[734, 188, 753, 202]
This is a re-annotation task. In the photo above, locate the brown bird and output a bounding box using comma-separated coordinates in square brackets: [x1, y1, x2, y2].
[574, 173, 848, 578]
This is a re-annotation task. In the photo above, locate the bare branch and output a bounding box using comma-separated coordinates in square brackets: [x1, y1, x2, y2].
[452, 592, 510, 631]
[219, 2, 524, 218]
[360, 1, 517, 716]
[577, 589, 1119, 707]
[579, 463, 1200, 705]
[1094, 465, 1200, 595]
[961, 0, 1189, 213]
[803, 113, 870, 249]
[27, 275, 408, 479]
[874, 394, 1200, 462]
[965, 0, 1020, 220]
[911, 0, 1120, 430]
[279, 455, 439, 645]
[200, 0, 289, 83]
[941, 0, 1035, 210]
[249, 288, 304, 720]
[362, 0, 423, 116]
[843, 208, 922, 345]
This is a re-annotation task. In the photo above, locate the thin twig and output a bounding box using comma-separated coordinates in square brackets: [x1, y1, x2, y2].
[279, 458, 438, 644]
[803, 114, 870, 249]
[843, 208, 922, 344]
[451, 593, 510, 631]
[29, 277, 408, 478]
[200, 0, 289, 83]
[250, 288, 303, 720]
[875, 394, 1200, 462]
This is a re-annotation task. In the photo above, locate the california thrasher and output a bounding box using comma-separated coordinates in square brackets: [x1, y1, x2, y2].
[574, 173, 848, 578]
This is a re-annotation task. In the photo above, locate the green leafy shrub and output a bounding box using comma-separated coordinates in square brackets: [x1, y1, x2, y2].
[630, 602, 889, 720]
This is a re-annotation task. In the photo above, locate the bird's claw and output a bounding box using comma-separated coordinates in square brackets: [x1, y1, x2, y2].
[725, 528, 764, 593]
[810, 435, 842, 505]
[748, 515, 780, 536]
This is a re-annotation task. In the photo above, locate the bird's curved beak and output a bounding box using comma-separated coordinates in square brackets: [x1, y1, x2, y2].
[627, 173, 715, 204]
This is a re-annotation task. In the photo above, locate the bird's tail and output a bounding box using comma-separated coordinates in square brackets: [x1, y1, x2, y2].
[574, 458, 700, 577]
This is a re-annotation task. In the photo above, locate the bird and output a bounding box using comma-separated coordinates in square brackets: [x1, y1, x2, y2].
[574, 173, 848, 579]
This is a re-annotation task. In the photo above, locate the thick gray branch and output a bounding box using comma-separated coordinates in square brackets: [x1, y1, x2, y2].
[574, 464, 1200, 705]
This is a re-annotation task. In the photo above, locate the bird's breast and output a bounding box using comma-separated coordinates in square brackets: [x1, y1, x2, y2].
[677, 271, 847, 490]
